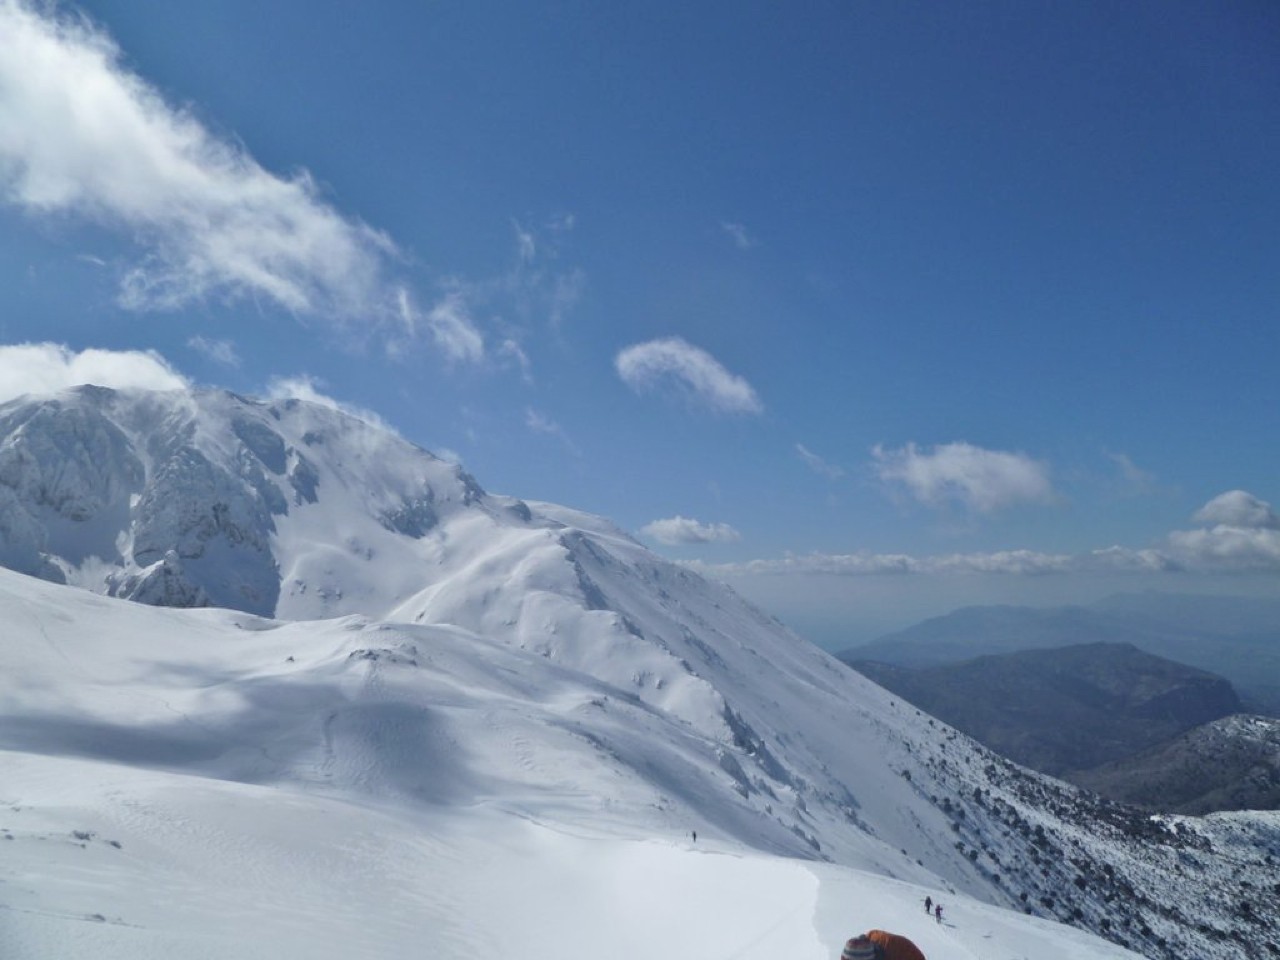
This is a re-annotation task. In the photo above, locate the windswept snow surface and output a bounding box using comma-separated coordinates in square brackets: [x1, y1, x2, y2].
[0, 568, 1144, 960]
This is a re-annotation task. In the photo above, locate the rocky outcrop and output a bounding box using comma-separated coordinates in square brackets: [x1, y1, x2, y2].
[1073, 714, 1280, 813]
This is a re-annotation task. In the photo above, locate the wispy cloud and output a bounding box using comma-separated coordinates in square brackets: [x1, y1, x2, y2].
[873, 441, 1055, 513]
[395, 288, 485, 365]
[500, 339, 533, 384]
[0, 342, 189, 402]
[615, 337, 762, 415]
[513, 220, 537, 265]
[720, 221, 756, 250]
[548, 268, 586, 330]
[525, 406, 580, 456]
[505, 218, 585, 331]
[0, 0, 584, 375]
[186, 335, 240, 368]
[1106, 451, 1158, 496]
[265, 374, 397, 435]
[796, 443, 844, 480]
[0, 0, 400, 324]
[640, 516, 742, 546]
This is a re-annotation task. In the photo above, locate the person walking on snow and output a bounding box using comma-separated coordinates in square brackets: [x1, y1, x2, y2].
[923, 895, 931, 914]
[934, 903, 943, 924]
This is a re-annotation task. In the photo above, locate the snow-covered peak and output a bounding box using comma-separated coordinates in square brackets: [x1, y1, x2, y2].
[0, 385, 509, 617]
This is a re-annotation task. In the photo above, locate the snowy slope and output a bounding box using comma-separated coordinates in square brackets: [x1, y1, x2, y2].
[0, 568, 1145, 960]
[2, 386, 1278, 959]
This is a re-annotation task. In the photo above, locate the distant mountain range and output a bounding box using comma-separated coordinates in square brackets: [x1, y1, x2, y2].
[842, 595, 1280, 715]
[842, 642, 1280, 814]
[844, 642, 1242, 776]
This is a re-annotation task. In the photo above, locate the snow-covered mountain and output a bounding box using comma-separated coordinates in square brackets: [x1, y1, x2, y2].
[1, 386, 1277, 960]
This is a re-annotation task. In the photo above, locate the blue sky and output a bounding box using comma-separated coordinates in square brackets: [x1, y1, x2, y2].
[1, 0, 1278, 645]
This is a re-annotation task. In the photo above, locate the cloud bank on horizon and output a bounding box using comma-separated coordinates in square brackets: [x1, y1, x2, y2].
[692, 488, 1280, 577]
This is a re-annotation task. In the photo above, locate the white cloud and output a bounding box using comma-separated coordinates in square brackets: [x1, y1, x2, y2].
[873, 441, 1054, 513]
[796, 443, 844, 480]
[640, 516, 742, 546]
[394, 288, 484, 365]
[1167, 526, 1280, 571]
[500, 339, 533, 383]
[1192, 490, 1279, 530]
[0, 342, 189, 402]
[547, 212, 575, 235]
[525, 408, 562, 436]
[421, 219, 582, 360]
[186, 335, 240, 367]
[0, 0, 397, 322]
[548, 268, 586, 330]
[1106, 452, 1157, 495]
[1157, 490, 1280, 571]
[500, 219, 584, 330]
[720, 221, 756, 250]
[615, 337, 762, 415]
[426, 293, 485, 364]
[525, 407, 580, 456]
[513, 220, 537, 265]
[265, 374, 396, 435]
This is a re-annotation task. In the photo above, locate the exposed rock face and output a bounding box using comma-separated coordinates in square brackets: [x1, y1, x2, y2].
[0, 385, 501, 619]
[108, 550, 211, 609]
[1073, 714, 1280, 814]
[0, 396, 144, 576]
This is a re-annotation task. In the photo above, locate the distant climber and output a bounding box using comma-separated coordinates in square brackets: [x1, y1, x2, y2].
[841, 930, 926, 960]
[923, 895, 932, 914]
[934, 903, 943, 924]
[691, 830, 696, 843]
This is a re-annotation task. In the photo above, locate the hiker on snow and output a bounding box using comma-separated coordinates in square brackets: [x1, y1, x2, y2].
[841, 929, 926, 960]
